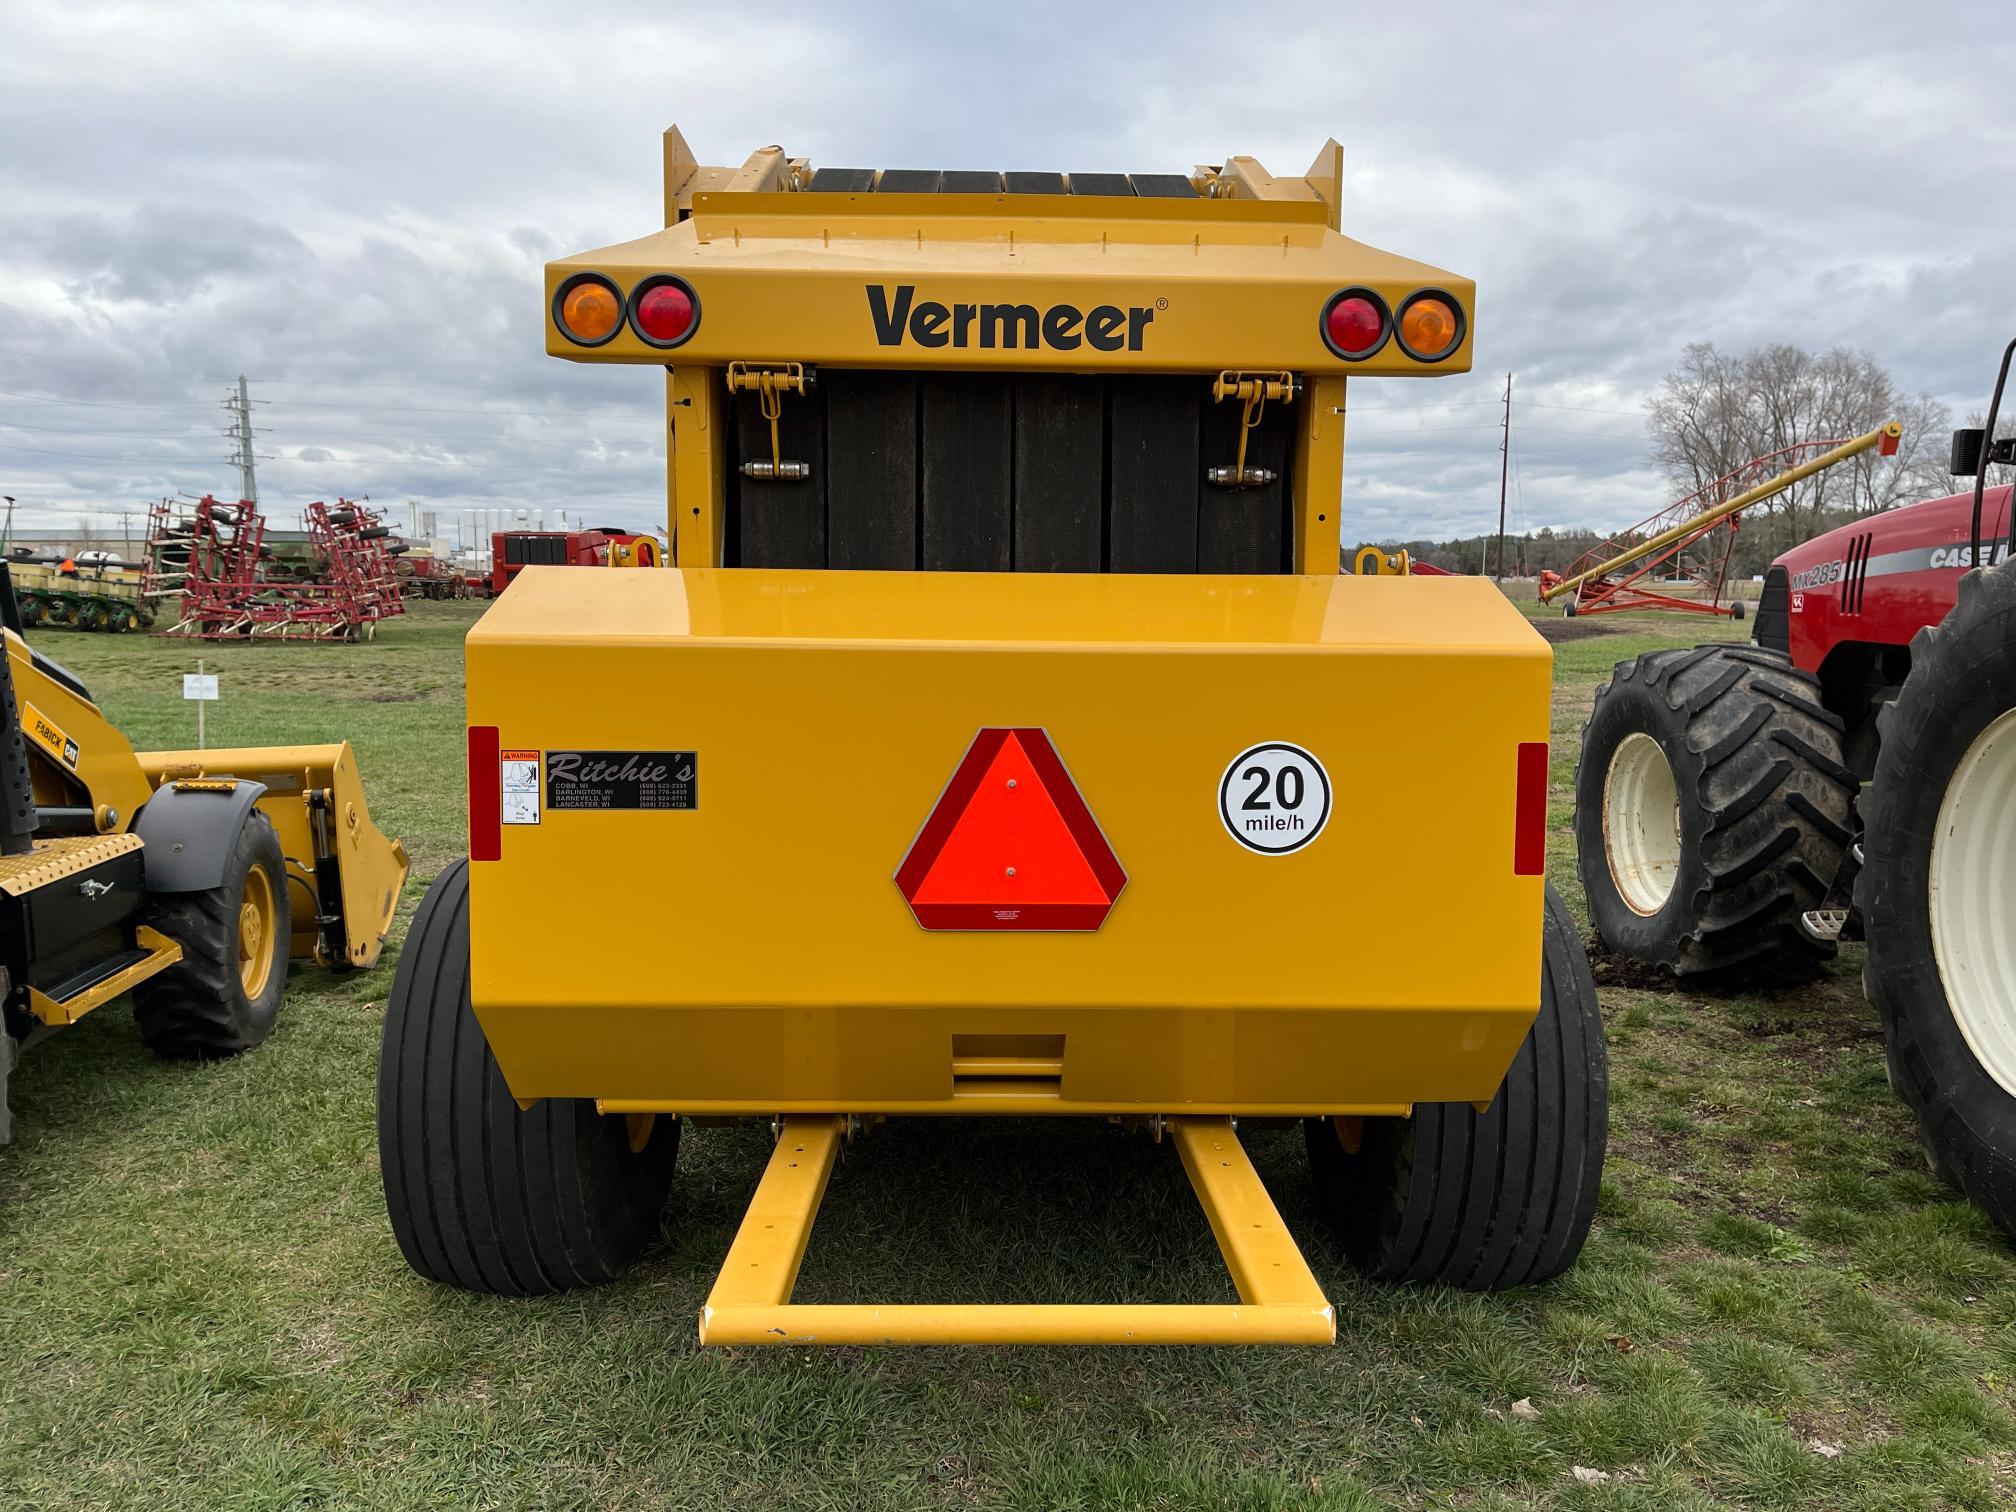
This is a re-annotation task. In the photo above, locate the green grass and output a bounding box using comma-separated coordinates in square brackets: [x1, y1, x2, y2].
[3, 602, 2013, 1509]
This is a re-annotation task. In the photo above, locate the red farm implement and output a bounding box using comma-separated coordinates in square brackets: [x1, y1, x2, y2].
[308, 499, 406, 628]
[144, 494, 406, 642]
[1539, 427, 1904, 619]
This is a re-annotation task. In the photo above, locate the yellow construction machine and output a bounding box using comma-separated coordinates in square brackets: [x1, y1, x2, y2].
[0, 566, 407, 1148]
[376, 131, 1607, 1345]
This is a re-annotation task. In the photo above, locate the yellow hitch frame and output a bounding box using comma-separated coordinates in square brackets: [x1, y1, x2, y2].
[698, 1115, 1334, 1347]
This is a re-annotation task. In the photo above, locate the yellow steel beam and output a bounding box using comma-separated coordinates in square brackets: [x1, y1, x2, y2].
[701, 1115, 843, 1310]
[668, 365, 726, 566]
[696, 1114, 1335, 1347]
[1293, 376, 1347, 572]
[1172, 1117, 1332, 1309]
[1539, 422, 1903, 603]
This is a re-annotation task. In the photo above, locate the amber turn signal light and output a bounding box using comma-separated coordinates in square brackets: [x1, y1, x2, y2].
[1395, 290, 1465, 362]
[554, 274, 623, 346]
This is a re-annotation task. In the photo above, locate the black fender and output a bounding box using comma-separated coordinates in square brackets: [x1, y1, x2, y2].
[133, 779, 270, 893]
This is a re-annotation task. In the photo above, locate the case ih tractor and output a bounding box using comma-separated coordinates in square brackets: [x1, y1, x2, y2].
[375, 129, 1608, 1345]
[1577, 337, 2016, 1233]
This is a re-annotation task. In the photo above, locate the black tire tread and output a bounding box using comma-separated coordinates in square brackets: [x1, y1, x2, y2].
[377, 860, 677, 1296]
[1305, 885, 1606, 1290]
[1859, 561, 2016, 1235]
[133, 811, 290, 1058]
[1575, 643, 1854, 980]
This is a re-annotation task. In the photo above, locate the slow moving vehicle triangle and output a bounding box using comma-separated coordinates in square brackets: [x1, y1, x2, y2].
[897, 728, 1125, 930]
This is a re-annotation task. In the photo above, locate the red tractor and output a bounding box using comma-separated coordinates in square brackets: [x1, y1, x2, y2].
[1577, 338, 2016, 1231]
[487, 527, 660, 597]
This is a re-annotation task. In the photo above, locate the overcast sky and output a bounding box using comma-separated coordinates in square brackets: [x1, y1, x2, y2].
[1, 0, 2009, 552]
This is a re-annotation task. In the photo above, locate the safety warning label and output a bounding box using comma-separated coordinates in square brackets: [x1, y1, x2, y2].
[545, 751, 696, 812]
[500, 750, 541, 825]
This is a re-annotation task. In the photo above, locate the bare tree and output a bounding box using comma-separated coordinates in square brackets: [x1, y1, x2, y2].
[1647, 342, 1952, 561]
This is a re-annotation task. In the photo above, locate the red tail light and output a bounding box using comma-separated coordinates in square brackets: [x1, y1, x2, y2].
[1320, 288, 1390, 360]
[630, 275, 700, 348]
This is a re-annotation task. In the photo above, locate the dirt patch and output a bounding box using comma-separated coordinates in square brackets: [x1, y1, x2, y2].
[1590, 946, 1678, 991]
[1534, 616, 1633, 643]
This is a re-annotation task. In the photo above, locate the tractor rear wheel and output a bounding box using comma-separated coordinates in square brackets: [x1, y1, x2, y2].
[1304, 884, 1606, 1289]
[135, 810, 290, 1057]
[1575, 644, 1854, 981]
[1860, 560, 2016, 1236]
[377, 859, 678, 1295]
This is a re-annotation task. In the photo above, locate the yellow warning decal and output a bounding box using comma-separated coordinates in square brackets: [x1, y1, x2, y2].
[23, 703, 80, 769]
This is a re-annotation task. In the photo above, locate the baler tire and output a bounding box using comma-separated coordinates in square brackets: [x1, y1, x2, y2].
[134, 810, 291, 1058]
[1304, 883, 1606, 1289]
[1859, 560, 2016, 1237]
[1574, 643, 1854, 981]
[376, 859, 677, 1296]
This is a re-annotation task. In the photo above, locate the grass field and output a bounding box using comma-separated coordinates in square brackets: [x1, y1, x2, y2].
[4, 601, 2014, 1510]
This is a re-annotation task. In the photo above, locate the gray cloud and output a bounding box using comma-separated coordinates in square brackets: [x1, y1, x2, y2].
[0, 0, 2009, 548]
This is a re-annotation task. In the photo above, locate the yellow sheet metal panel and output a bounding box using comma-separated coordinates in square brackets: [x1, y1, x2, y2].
[545, 195, 1472, 377]
[468, 567, 1550, 1113]
[5, 629, 152, 829]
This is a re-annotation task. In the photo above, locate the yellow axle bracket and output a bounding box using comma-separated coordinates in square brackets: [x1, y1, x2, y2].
[697, 1114, 1336, 1347]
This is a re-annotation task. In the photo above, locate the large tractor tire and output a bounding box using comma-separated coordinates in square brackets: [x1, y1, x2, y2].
[134, 811, 290, 1058]
[1575, 644, 1854, 981]
[1860, 560, 2016, 1235]
[377, 860, 678, 1295]
[1305, 884, 1606, 1289]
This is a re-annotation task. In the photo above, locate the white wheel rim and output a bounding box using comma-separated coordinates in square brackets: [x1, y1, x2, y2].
[1931, 707, 2016, 1097]
[1604, 732, 1682, 915]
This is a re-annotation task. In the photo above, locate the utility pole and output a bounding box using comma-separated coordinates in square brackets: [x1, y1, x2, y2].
[222, 376, 264, 503]
[1, 496, 14, 555]
[1495, 372, 1512, 582]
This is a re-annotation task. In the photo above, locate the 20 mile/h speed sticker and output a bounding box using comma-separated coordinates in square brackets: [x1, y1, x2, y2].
[1219, 742, 1332, 854]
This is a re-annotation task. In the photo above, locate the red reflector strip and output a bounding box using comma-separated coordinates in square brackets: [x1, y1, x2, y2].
[468, 724, 502, 862]
[1514, 741, 1548, 875]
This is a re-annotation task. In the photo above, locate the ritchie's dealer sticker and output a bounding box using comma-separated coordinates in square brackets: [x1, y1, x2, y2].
[545, 750, 696, 812]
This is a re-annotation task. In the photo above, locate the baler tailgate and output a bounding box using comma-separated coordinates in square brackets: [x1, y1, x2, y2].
[697, 1116, 1334, 1347]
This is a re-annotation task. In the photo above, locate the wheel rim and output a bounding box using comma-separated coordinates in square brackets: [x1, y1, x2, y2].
[238, 864, 277, 997]
[1930, 707, 2016, 1097]
[1603, 732, 1682, 915]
